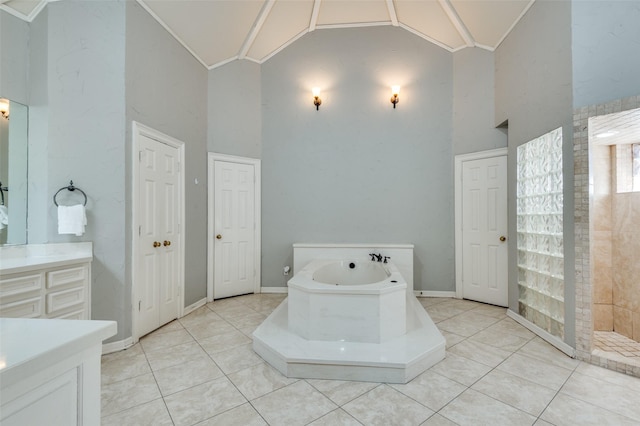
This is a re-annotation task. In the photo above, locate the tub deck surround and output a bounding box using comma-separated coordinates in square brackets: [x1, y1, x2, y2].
[0, 242, 93, 275]
[253, 243, 445, 383]
[252, 295, 445, 383]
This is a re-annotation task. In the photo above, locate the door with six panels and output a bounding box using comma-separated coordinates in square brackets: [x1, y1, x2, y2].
[213, 160, 256, 299]
[136, 127, 182, 338]
[461, 155, 508, 307]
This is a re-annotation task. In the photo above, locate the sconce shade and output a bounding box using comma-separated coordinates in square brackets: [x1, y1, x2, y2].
[0, 99, 9, 119]
[390, 86, 400, 109]
[312, 88, 322, 111]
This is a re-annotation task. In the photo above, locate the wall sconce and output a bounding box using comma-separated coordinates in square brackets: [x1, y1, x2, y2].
[0, 99, 9, 119]
[312, 87, 322, 111]
[390, 86, 400, 109]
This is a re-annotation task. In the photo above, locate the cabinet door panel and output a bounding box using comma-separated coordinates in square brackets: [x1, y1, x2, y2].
[0, 296, 42, 318]
[47, 266, 87, 289]
[46, 287, 85, 314]
[0, 274, 43, 297]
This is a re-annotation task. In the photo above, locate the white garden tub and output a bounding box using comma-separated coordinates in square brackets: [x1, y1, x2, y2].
[252, 243, 445, 383]
[288, 259, 407, 343]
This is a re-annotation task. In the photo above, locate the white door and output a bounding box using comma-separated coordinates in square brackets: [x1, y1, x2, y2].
[213, 160, 256, 299]
[137, 133, 181, 336]
[461, 155, 508, 306]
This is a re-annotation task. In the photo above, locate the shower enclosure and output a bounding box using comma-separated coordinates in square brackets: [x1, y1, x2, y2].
[574, 96, 640, 377]
[588, 107, 640, 361]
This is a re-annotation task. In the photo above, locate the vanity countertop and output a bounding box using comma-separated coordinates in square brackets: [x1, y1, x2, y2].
[0, 242, 93, 275]
[0, 318, 117, 389]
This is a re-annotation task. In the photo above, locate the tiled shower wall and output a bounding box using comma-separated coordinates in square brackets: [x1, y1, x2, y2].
[591, 144, 640, 343]
[574, 94, 640, 377]
[611, 189, 640, 342]
[591, 145, 613, 331]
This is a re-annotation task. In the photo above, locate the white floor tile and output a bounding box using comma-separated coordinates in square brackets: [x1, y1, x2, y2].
[145, 341, 209, 371]
[439, 389, 536, 425]
[195, 402, 267, 426]
[448, 339, 513, 368]
[101, 398, 173, 426]
[251, 381, 337, 426]
[497, 353, 572, 390]
[307, 378, 379, 406]
[154, 356, 224, 396]
[560, 371, 640, 421]
[209, 343, 264, 374]
[98, 294, 640, 426]
[227, 362, 297, 400]
[140, 328, 195, 352]
[307, 408, 363, 426]
[429, 352, 492, 386]
[540, 393, 639, 426]
[390, 370, 466, 411]
[343, 384, 434, 426]
[164, 377, 247, 426]
[471, 369, 556, 416]
[101, 373, 161, 417]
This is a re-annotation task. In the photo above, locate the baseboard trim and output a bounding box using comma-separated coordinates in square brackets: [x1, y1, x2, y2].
[183, 298, 207, 316]
[261, 286, 288, 294]
[102, 337, 134, 355]
[414, 291, 457, 298]
[507, 309, 576, 357]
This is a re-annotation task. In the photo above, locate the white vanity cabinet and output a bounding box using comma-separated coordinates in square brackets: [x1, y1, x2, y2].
[0, 318, 117, 426]
[0, 244, 108, 426]
[0, 264, 91, 320]
[0, 243, 93, 320]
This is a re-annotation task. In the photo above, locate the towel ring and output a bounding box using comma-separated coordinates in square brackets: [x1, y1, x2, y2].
[0, 181, 7, 206]
[53, 180, 87, 207]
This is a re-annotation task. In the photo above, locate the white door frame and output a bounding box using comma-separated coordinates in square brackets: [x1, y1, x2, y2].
[207, 153, 261, 302]
[132, 121, 185, 342]
[454, 147, 508, 299]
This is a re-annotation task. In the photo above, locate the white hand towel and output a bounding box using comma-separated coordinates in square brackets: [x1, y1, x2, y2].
[58, 204, 87, 236]
[0, 205, 7, 230]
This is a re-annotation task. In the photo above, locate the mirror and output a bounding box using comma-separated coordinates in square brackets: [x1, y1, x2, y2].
[0, 98, 28, 245]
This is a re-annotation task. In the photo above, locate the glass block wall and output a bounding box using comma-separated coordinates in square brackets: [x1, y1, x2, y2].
[517, 127, 564, 339]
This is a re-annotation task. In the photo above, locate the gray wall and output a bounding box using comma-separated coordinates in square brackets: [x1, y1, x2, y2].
[14, 1, 209, 341]
[126, 1, 209, 306]
[44, 2, 129, 340]
[495, 0, 575, 346]
[208, 60, 261, 158]
[453, 48, 506, 155]
[572, 0, 640, 108]
[261, 26, 454, 292]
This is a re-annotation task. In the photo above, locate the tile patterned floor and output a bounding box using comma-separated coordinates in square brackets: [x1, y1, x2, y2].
[593, 331, 640, 367]
[101, 295, 640, 425]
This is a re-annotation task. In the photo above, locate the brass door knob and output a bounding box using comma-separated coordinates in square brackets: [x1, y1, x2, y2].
[499, 236, 506, 242]
[216, 234, 222, 240]
[153, 241, 161, 247]
[163, 240, 171, 246]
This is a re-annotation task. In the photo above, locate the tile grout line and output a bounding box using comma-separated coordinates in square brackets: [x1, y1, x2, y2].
[139, 342, 178, 426]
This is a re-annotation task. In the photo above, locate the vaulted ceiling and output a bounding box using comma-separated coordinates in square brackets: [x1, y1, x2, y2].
[2, 0, 535, 69]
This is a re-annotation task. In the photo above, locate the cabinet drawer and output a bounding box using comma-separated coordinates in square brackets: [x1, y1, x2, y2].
[47, 266, 87, 289]
[51, 309, 86, 320]
[0, 274, 43, 298]
[46, 287, 85, 314]
[0, 297, 42, 318]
